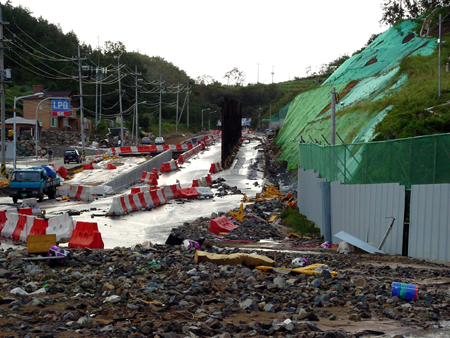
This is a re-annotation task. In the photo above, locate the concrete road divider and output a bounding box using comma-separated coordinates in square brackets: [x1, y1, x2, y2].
[69, 221, 104, 249]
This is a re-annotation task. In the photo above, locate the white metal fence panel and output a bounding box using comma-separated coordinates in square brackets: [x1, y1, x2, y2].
[330, 182, 405, 255]
[409, 184, 450, 262]
[298, 169, 327, 231]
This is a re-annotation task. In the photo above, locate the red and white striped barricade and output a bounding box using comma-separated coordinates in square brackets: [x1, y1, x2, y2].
[160, 159, 179, 173]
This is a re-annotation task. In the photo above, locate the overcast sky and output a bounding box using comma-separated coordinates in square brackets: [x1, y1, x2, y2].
[8, 0, 389, 85]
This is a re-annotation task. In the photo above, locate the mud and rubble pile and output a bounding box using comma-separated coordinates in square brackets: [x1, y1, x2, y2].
[0, 235, 448, 338]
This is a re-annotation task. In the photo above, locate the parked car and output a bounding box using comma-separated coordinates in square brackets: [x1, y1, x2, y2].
[141, 137, 151, 144]
[64, 149, 81, 164]
[154, 137, 165, 145]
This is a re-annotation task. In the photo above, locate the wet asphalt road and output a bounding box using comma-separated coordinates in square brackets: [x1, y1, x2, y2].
[0, 138, 265, 249]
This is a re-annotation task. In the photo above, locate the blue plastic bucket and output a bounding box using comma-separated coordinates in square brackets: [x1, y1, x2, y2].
[391, 282, 418, 301]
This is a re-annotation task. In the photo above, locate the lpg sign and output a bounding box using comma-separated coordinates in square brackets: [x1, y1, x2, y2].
[51, 100, 71, 117]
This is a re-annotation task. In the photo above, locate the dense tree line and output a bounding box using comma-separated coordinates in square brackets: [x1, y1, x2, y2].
[380, 0, 450, 25]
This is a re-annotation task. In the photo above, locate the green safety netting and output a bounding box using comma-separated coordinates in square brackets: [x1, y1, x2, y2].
[298, 133, 450, 188]
[324, 21, 437, 86]
[276, 20, 438, 170]
[262, 103, 290, 123]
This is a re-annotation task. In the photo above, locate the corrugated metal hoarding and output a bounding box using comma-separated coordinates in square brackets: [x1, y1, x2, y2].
[409, 184, 450, 262]
[330, 182, 405, 255]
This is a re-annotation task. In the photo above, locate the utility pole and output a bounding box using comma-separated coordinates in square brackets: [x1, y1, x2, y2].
[331, 87, 336, 145]
[0, 6, 9, 177]
[271, 66, 274, 84]
[175, 83, 179, 133]
[258, 106, 262, 131]
[117, 54, 124, 145]
[134, 65, 142, 145]
[257, 63, 260, 83]
[269, 103, 272, 129]
[159, 75, 162, 137]
[95, 67, 99, 128]
[77, 46, 86, 159]
[186, 80, 190, 129]
[99, 67, 104, 127]
[439, 13, 442, 98]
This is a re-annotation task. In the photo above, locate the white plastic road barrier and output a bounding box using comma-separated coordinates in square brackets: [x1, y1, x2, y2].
[195, 187, 214, 197]
[107, 187, 169, 215]
[162, 183, 182, 200]
[18, 214, 35, 242]
[1, 213, 35, 241]
[192, 174, 213, 188]
[1, 213, 19, 238]
[20, 198, 41, 216]
[57, 185, 70, 197]
[69, 185, 94, 201]
[47, 213, 75, 242]
[160, 159, 179, 172]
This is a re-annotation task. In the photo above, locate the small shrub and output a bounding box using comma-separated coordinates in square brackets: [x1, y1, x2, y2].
[280, 207, 320, 235]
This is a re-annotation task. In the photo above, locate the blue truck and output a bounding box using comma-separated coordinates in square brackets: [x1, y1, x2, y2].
[9, 167, 61, 203]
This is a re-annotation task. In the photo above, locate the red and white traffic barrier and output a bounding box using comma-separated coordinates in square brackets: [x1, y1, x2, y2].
[160, 159, 179, 173]
[161, 183, 182, 199]
[191, 174, 213, 187]
[109, 144, 194, 156]
[1, 212, 75, 243]
[140, 171, 158, 185]
[69, 185, 94, 201]
[209, 162, 223, 174]
[108, 188, 168, 215]
[178, 144, 203, 164]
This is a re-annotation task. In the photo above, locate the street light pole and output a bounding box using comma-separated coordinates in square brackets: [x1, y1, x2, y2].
[208, 110, 217, 130]
[159, 74, 163, 137]
[13, 92, 44, 169]
[201, 108, 210, 128]
[35, 96, 69, 159]
[117, 54, 124, 145]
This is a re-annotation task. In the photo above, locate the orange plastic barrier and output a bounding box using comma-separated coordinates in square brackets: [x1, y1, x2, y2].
[152, 167, 159, 178]
[18, 208, 33, 215]
[177, 187, 199, 199]
[28, 218, 49, 236]
[57, 166, 69, 179]
[107, 163, 117, 169]
[209, 216, 238, 234]
[82, 163, 94, 170]
[68, 221, 104, 249]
